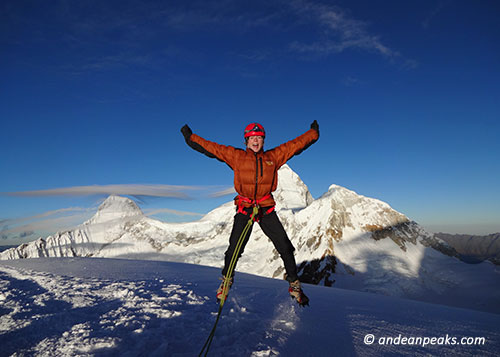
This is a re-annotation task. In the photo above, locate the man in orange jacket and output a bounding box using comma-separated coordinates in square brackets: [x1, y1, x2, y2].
[181, 121, 319, 306]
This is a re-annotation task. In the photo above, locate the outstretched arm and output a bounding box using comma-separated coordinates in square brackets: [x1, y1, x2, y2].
[180, 124, 241, 168]
[270, 120, 319, 167]
[181, 124, 216, 160]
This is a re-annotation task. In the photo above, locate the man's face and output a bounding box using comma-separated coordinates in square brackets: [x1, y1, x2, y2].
[246, 135, 264, 153]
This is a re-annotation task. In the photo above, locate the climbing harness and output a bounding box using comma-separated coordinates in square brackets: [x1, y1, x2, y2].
[198, 206, 259, 357]
[235, 194, 275, 221]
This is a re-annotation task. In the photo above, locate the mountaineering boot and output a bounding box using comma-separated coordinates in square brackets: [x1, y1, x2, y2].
[216, 275, 233, 304]
[289, 279, 309, 307]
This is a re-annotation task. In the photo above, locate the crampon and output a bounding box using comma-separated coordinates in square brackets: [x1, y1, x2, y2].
[289, 279, 309, 307]
[216, 275, 233, 304]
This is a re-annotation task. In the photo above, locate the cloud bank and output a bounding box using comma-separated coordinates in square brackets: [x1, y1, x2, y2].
[1, 207, 95, 242]
[4, 184, 234, 200]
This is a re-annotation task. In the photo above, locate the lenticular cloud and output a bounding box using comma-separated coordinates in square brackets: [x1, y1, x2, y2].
[5, 184, 234, 200]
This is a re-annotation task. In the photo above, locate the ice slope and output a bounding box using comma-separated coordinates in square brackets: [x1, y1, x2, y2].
[0, 258, 499, 357]
[2, 165, 499, 314]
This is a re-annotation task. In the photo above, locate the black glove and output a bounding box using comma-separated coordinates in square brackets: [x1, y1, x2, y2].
[310, 120, 319, 135]
[181, 124, 192, 140]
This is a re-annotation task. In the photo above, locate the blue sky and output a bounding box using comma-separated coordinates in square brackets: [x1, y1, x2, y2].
[1, 0, 499, 245]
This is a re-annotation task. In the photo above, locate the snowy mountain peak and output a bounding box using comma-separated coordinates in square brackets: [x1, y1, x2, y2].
[87, 195, 143, 224]
[274, 164, 313, 210]
[322, 183, 403, 217]
[328, 183, 342, 191]
[326, 183, 366, 198]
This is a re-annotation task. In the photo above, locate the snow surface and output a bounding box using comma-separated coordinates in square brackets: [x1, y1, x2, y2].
[0, 258, 499, 357]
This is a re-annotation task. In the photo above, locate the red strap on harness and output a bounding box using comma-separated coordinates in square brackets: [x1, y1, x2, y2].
[236, 194, 275, 220]
[237, 193, 271, 206]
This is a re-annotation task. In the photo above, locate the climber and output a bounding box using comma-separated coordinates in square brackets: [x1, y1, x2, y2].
[180, 121, 319, 306]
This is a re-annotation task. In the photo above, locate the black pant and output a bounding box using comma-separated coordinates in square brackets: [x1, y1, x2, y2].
[221, 207, 299, 282]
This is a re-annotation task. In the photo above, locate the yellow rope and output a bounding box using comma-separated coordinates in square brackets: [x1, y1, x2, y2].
[199, 206, 259, 356]
[219, 206, 258, 307]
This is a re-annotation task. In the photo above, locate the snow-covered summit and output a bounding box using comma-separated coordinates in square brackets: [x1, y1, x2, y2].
[314, 183, 410, 233]
[273, 164, 313, 210]
[86, 195, 143, 225]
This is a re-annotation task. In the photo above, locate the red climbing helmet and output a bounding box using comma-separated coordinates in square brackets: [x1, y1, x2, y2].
[244, 123, 265, 139]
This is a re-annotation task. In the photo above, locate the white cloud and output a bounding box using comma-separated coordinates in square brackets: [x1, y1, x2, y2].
[5, 184, 202, 199]
[4, 183, 238, 202]
[1, 207, 90, 226]
[422, 0, 451, 29]
[1, 207, 95, 241]
[209, 187, 237, 198]
[288, 0, 403, 61]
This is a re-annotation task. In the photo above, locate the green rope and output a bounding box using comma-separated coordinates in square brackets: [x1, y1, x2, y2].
[199, 206, 259, 357]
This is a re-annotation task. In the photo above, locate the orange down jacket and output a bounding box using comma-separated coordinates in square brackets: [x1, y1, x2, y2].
[186, 128, 319, 208]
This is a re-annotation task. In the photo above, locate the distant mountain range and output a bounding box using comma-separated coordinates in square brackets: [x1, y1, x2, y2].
[435, 232, 500, 265]
[2, 165, 499, 313]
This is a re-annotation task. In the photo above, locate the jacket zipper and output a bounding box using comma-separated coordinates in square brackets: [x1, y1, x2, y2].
[254, 153, 259, 202]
